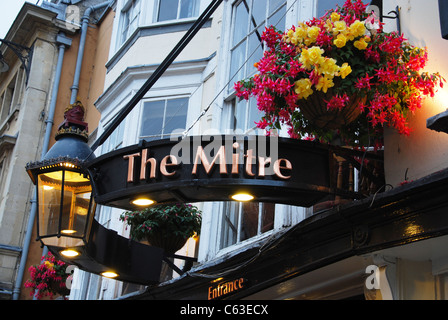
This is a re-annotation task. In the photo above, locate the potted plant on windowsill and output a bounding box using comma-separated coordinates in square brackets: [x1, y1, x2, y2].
[234, 0, 444, 148]
[120, 203, 202, 254]
[24, 252, 71, 299]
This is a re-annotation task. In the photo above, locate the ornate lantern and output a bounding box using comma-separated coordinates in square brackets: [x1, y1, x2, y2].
[26, 102, 164, 284]
[26, 101, 96, 256]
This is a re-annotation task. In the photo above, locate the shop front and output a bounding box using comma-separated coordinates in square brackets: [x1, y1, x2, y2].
[121, 166, 448, 300]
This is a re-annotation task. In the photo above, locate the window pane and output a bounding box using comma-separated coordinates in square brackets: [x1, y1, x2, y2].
[247, 97, 260, 131]
[267, 4, 286, 30]
[221, 203, 239, 248]
[141, 100, 165, 138]
[158, 0, 178, 21]
[233, 98, 247, 132]
[269, 0, 285, 14]
[261, 203, 275, 233]
[163, 98, 188, 136]
[179, 0, 199, 19]
[317, 0, 346, 17]
[251, 0, 267, 29]
[240, 202, 259, 241]
[232, 1, 250, 46]
[121, 11, 130, 43]
[247, 27, 264, 76]
[229, 41, 247, 91]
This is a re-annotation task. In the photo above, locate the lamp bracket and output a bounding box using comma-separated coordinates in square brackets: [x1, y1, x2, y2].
[382, 6, 401, 34]
[0, 38, 31, 81]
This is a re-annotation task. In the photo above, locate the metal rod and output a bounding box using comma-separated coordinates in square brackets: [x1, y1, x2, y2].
[90, 0, 223, 152]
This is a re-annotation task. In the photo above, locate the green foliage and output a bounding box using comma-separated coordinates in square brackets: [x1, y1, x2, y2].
[120, 203, 202, 241]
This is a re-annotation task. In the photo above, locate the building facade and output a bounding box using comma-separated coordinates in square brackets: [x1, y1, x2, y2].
[4, 0, 448, 300]
[65, 0, 448, 300]
[0, 0, 113, 300]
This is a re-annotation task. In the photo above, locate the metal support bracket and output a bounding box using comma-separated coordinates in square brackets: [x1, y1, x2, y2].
[382, 6, 401, 34]
[163, 253, 197, 276]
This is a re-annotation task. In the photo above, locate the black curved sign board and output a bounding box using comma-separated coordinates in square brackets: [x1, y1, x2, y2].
[87, 135, 332, 210]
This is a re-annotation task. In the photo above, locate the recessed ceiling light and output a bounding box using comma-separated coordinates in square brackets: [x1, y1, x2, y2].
[60, 249, 80, 258]
[131, 198, 155, 206]
[101, 271, 118, 278]
[231, 193, 254, 201]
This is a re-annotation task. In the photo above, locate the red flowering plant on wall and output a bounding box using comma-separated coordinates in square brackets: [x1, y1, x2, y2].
[235, 0, 444, 147]
[24, 252, 70, 299]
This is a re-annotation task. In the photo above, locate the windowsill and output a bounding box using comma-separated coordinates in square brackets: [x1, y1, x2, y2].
[0, 106, 20, 135]
[213, 229, 275, 260]
[107, 17, 213, 72]
[149, 17, 198, 29]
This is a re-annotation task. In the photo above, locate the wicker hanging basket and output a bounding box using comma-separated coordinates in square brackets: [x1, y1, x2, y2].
[298, 89, 364, 129]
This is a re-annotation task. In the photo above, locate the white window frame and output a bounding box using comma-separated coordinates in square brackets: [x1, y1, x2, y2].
[118, 0, 142, 46]
[139, 95, 190, 142]
[155, 0, 200, 23]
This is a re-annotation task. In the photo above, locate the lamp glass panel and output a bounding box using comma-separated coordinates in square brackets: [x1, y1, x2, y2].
[37, 168, 94, 248]
[38, 172, 63, 237]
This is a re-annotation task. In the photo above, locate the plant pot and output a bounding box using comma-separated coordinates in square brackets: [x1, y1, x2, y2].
[147, 232, 188, 254]
[298, 89, 363, 129]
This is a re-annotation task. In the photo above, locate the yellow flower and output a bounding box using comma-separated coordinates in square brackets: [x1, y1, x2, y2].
[349, 20, 366, 38]
[324, 19, 333, 33]
[330, 12, 340, 22]
[294, 78, 313, 99]
[300, 46, 324, 69]
[332, 20, 347, 35]
[354, 38, 368, 50]
[316, 76, 334, 93]
[339, 62, 352, 79]
[44, 261, 54, 269]
[308, 46, 324, 63]
[295, 25, 307, 41]
[319, 58, 339, 78]
[286, 29, 296, 44]
[333, 33, 347, 48]
[307, 26, 320, 43]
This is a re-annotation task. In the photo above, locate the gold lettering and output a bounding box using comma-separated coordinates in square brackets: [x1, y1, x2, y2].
[273, 158, 292, 179]
[207, 278, 246, 300]
[245, 149, 256, 177]
[192, 146, 227, 175]
[140, 149, 157, 180]
[258, 157, 271, 177]
[238, 278, 244, 289]
[232, 142, 239, 174]
[208, 287, 213, 300]
[123, 153, 140, 183]
[160, 155, 178, 177]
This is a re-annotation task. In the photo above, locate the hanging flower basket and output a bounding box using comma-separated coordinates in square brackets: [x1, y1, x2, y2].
[120, 203, 202, 254]
[298, 88, 364, 129]
[24, 252, 71, 299]
[235, 0, 444, 147]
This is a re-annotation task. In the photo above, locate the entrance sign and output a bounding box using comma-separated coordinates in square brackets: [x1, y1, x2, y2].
[87, 135, 332, 210]
[208, 278, 246, 300]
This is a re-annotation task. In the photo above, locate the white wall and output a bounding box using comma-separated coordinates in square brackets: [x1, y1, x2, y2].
[383, 0, 448, 186]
